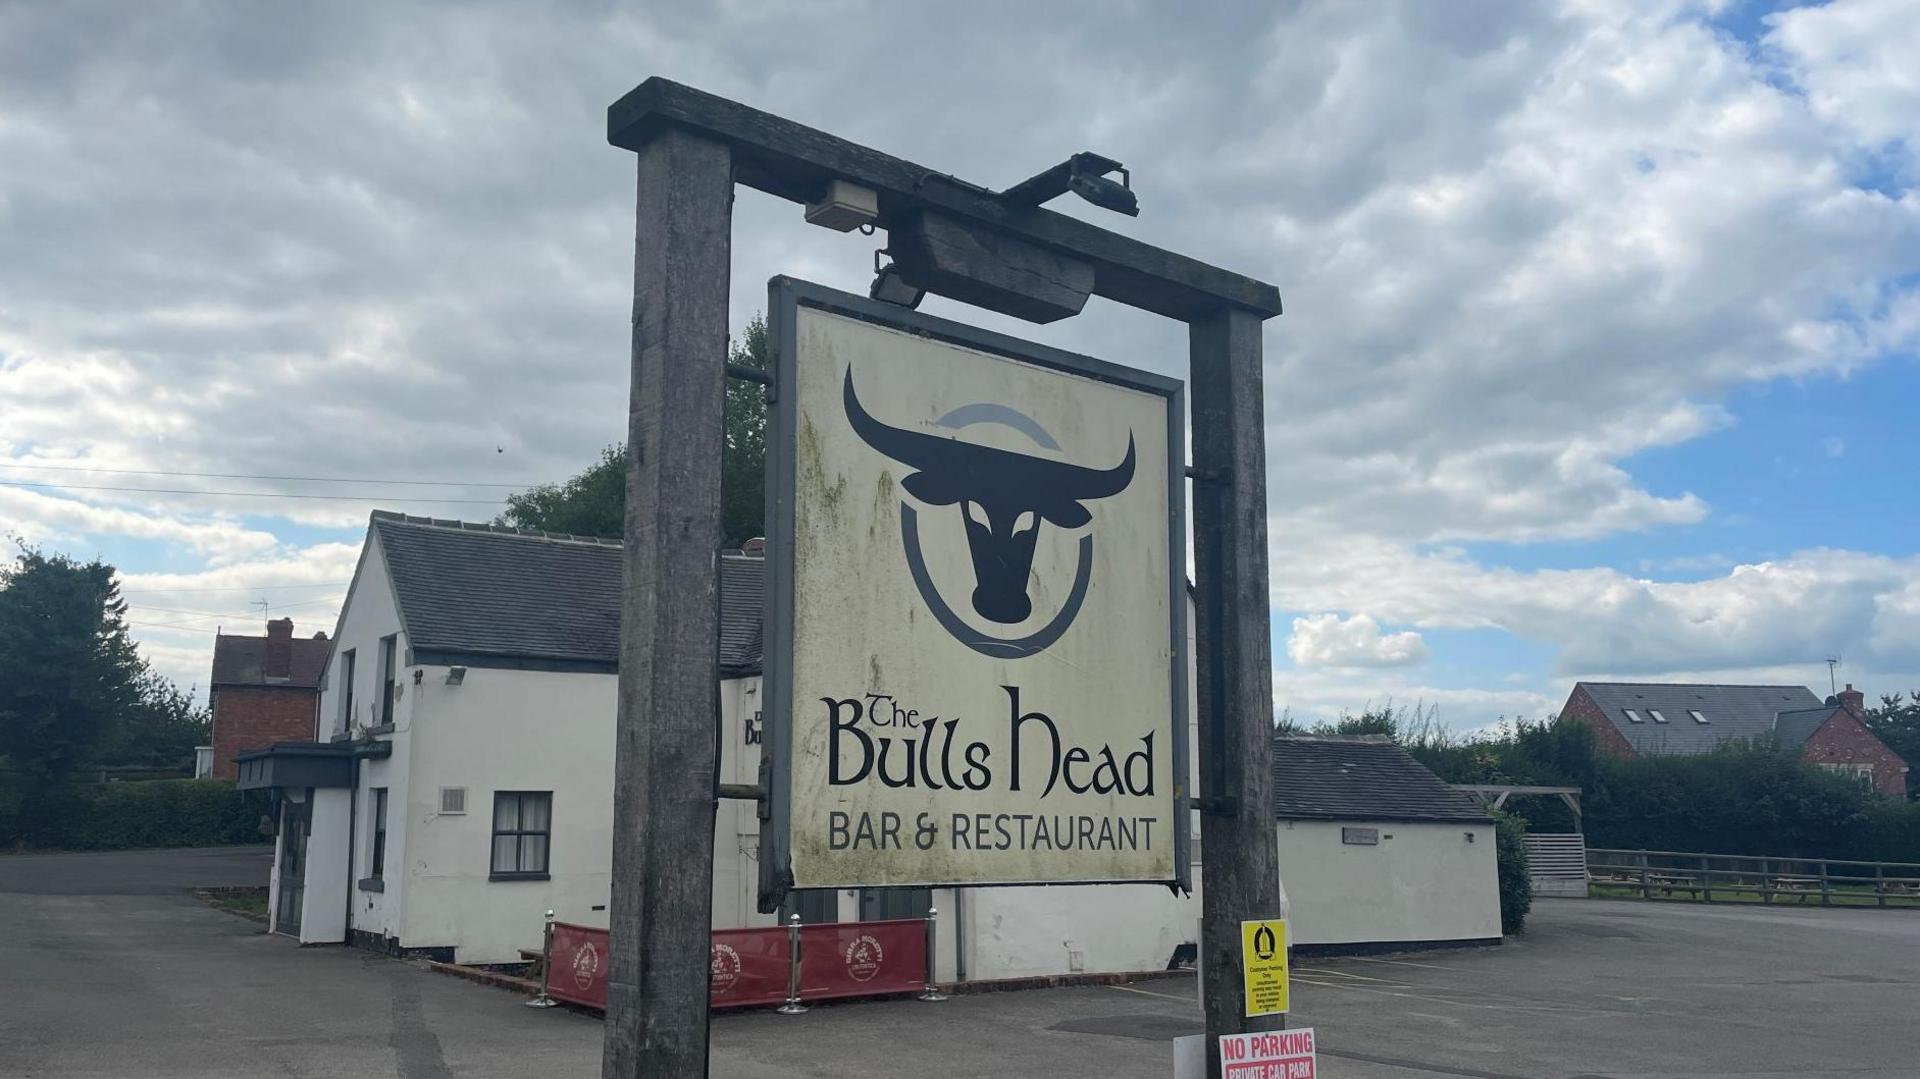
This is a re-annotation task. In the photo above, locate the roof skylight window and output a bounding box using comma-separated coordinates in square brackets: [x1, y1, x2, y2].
[1689, 710, 1708, 724]
[1649, 710, 1669, 723]
[1624, 709, 1645, 723]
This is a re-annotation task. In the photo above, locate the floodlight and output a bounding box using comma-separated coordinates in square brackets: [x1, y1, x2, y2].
[869, 250, 924, 309]
[1002, 152, 1139, 218]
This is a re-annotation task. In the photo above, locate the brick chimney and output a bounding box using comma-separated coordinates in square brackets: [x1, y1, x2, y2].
[264, 618, 295, 680]
[1837, 683, 1866, 717]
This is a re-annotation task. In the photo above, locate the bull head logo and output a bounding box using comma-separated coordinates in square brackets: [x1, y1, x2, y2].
[843, 367, 1135, 635]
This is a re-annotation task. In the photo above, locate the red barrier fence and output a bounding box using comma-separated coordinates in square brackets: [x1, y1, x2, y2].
[796, 919, 927, 1003]
[542, 917, 930, 1012]
[548, 922, 610, 1009]
[708, 926, 792, 1009]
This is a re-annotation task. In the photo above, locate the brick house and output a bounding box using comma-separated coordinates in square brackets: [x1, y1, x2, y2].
[207, 618, 330, 780]
[1560, 681, 1910, 798]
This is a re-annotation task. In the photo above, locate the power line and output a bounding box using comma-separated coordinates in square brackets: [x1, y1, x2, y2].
[0, 462, 537, 488]
[130, 599, 338, 618]
[125, 618, 230, 632]
[2, 480, 504, 504]
[121, 582, 348, 594]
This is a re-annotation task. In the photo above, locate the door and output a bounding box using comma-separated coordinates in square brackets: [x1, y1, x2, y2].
[781, 889, 839, 925]
[859, 887, 931, 922]
[276, 795, 309, 937]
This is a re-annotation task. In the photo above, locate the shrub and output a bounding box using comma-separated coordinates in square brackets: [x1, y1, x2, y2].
[1, 779, 269, 851]
[1493, 808, 1532, 935]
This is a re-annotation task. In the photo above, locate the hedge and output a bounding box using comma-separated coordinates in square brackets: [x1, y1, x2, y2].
[1493, 808, 1533, 934]
[1, 779, 270, 851]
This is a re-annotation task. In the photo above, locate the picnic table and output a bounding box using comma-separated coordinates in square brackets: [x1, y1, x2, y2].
[1646, 872, 1700, 898]
[1764, 876, 1820, 904]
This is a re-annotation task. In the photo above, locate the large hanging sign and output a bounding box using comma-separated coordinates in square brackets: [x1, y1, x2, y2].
[759, 278, 1188, 903]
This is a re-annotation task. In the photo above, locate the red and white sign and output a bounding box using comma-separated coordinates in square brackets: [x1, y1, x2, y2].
[1218, 1028, 1316, 1079]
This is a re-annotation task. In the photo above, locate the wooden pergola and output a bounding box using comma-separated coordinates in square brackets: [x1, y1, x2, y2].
[1455, 784, 1584, 833]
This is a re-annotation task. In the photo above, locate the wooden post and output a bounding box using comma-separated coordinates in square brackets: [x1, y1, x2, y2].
[1190, 306, 1284, 1078]
[1877, 864, 1886, 908]
[603, 128, 733, 1079]
[1701, 855, 1712, 903]
[1819, 860, 1831, 906]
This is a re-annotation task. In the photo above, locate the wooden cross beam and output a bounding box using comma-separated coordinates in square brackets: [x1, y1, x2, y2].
[608, 78, 1281, 323]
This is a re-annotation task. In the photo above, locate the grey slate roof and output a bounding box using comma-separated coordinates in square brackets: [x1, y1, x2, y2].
[1576, 682, 1823, 755]
[1772, 706, 1842, 750]
[368, 512, 764, 675]
[1271, 736, 1491, 824]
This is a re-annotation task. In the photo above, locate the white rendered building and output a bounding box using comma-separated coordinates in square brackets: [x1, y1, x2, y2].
[240, 513, 1497, 976]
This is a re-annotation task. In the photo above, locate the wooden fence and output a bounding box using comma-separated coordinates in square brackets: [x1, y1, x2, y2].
[1586, 847, 1920, 908]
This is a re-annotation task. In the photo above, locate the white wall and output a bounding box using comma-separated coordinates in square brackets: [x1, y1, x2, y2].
[310, 529, 416, 947]
[713, 676, 780, 931]
[1275, 819, 1500, 946]
[300, 788, 353, 944]
[402, 664, 619, 963]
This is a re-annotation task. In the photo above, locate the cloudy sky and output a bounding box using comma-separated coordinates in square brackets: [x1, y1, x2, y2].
[3, 0, 1916, 728]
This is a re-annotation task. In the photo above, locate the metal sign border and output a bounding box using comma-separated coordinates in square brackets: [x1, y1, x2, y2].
[758, 275, 1191, 909]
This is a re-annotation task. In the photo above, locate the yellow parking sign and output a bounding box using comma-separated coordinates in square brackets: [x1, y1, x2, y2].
[1241, 918, 1289, 1017]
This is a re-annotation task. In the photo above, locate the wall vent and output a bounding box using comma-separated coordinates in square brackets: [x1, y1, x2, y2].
[439, 787, 467, 815]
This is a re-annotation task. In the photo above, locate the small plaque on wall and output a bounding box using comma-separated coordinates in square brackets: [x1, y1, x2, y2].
[1341, 827, 1380, 846]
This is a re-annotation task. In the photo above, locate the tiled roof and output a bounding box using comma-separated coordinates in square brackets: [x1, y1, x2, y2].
[1576, 682, 1822, 755]
[368, 512, 763, 675]
[1772, 706, 1841, 750]
[1271, 736, 1491, 824]
[210, 633, 329, 689]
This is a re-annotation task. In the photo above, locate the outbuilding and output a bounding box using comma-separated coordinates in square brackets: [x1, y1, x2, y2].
[1272, 736, 1501, 950]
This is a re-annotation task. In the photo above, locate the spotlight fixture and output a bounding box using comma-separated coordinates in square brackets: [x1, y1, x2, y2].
[868, 249, 924, 309]
[1002, 151, 1139, 217]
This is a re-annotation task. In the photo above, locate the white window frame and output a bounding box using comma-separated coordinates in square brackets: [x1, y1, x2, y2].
[1649, 709, 1669, 723]
[1689, 709, 1708, 724]
[1624, 709, 1645, 724]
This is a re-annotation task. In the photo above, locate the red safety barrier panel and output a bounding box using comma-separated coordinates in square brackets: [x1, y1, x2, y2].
[548, 922, 610, 1010]
[539, 918, 926, 1011]
[796, 918, 927, 1003]
[709, 926, 791, 1009]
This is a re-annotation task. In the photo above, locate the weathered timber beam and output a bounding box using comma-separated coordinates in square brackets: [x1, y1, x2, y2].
[608, 78, 1281, 323]
[890, 210, 1094, 324]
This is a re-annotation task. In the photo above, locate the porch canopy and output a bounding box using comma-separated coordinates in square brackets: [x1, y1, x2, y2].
[234, 741, 382, 791]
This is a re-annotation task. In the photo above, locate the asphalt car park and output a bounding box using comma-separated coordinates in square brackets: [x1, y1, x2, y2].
[3, 847, 1914, 1078]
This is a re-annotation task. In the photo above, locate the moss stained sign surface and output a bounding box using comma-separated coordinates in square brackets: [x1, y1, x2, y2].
[760, 279, 1187, 900]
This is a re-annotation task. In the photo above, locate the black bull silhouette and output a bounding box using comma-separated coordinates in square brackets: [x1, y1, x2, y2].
[843, 368, 1135, 624]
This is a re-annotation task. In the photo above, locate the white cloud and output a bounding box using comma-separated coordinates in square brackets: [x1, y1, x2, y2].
[0, 486, 280, 564]
[1274, 536, 1920, 685]
[1767, 0, 1920, 154]
[1286, 612, 1428, 668]
[0, 0, 1915, 718]
[1823, 436, 1847, 458]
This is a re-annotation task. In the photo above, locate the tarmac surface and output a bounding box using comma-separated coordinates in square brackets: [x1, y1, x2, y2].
[3, 846, 1917, 1077]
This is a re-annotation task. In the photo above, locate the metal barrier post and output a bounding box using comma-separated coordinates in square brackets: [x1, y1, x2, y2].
[525, 909, 559, 1008]
[777, 914, 808, 1015]
[918, 906, 947, 1002]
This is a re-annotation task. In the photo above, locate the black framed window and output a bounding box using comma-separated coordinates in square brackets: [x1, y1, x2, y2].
[338, 649, 356, 734]
[378, 635, 397, 726]
[370, 788, 389, 880]
[490, 791, 551, 880]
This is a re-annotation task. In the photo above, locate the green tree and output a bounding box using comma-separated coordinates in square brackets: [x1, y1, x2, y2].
[95, 671, 211, 769]
[1865, 692, 1920, 800]
[0, 548, 143, 783]
[500, 315, 769, 546]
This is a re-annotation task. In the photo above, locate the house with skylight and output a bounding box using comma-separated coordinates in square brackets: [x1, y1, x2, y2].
[1560, 682, 1909, 797]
